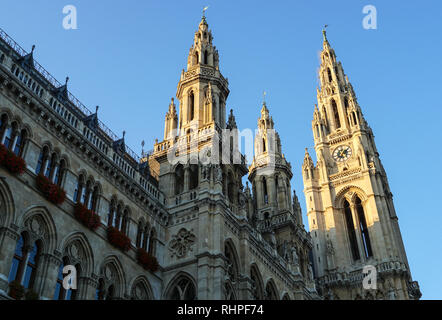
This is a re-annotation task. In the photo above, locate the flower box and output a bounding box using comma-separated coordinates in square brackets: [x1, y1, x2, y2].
[8, 281, 25, 300]
[107, 227, 131, 252]
[136, 248, 159, 273]
[0, 144, 26, 174]
[36, 174, 66, 205]
[74, 203, 101, 231]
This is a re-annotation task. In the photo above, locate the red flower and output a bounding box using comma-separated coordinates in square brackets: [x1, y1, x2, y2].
[36, 174, 66, 205]
[0, 144, 26, 174]
[136, 248, 159, 273]
[107, 227, 131, 252]
[74, 203, 100, 231]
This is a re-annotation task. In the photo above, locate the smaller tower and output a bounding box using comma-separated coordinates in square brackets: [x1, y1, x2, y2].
[164, 98, 178, 140]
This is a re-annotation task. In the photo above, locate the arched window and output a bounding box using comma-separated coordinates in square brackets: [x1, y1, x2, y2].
[175, 165, 184, 195]
[263, 177, 268, 205]
[148, 228, 156, 256]
[35, 147, 49, 175]
[344, 201, 360, 261]
[54, 258, 78, 300]
[327, 68, 333, 82]
[53, 159, 67, 186]
[168, 277, 196, 300]
[8, 234, 26, 284]
[189, 91, 195, 121]
[194, 52, 199, 65]
[189, 164, 199, 190]
[250, 266, 264, 300]
[121, 208, 129, 235]
[355, 197, 373, 258]
[2, 121, 17, 149]
[87, 185, 99, 211]
[262, 137, 266, 152]
[108, 199, 116, 227]
[22, 240, 41, 289]
[265, 281, 278, 300]
[204, 50, 208, 65]
[96, 278, 106, 300]
[13, 129, 27, 156]
[331, 99, 341, 129]
[0, 54, 5, 64]
[136, 221, 144, 248]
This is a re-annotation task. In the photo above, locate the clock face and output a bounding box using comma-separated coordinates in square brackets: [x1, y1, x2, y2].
[333, 145, 352, 162]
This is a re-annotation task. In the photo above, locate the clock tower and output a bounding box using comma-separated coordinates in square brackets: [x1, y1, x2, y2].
[302, 29, 421, 300]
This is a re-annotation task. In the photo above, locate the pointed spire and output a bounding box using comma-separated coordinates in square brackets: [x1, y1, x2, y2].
[19, 44, 36, 69]
[227, 109, 237, 129]
[303, 148, 314, 168]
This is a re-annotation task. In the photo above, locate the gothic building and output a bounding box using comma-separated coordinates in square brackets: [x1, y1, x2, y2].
[302, 30, 421, 300]
[0, 15, 419, 300]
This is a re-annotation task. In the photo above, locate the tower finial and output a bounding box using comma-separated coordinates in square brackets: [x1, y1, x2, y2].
[263, 90, 267, 105]
[322, 24, 329, 42]
[123, 130, 126, 139]
[31, 45, 35, 53]
[65, 76, 69, 86]
[95, 105, 99, 114]
[202, 5, 209, 18]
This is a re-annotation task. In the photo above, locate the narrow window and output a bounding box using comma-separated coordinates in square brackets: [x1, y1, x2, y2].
[22, 241, 41, 289]
[344, 201, 360, 261]
[189, 92, 195, 121]
[204, 50, 208, 64]
[327, 68, 333, 82]
[331, 99, 341, 129]
[355, 197, 373, 258]
[263, 177, 268, 204]
[8, 235, 26, 283]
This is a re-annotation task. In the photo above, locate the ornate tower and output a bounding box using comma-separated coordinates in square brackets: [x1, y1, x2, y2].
[302, 29, 421, 300]
[249, 102, 314, 285]
[177, 15, 228, 134]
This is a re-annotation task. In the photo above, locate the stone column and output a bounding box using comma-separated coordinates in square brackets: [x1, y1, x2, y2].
[37, 253, 62, 300]
[267, 176, 276, 207]
[78, 275, 97, 300]
[0, 227, 19, 293]
[184, 165, 190, 192]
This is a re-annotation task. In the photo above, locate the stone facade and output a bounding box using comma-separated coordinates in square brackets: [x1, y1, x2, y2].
[0, 18, 418, 301]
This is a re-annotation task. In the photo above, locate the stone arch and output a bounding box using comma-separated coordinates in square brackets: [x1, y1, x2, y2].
[334, 185, 367, 208]
[163, 271, 197, 300]
[281, 292, 291, 300]
[250, 264, 264, 300]
[0, 178, 15, 228]
[97, 255, 127, 299]
[59, 231, 94, 276]
[264, 278, 279, 300]
[224, 239, 240, 279]
[129, 275, 154, 300]
[17, 206, 58, 254]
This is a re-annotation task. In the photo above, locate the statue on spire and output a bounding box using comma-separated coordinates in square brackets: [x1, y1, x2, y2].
[322, 24, 328, 42]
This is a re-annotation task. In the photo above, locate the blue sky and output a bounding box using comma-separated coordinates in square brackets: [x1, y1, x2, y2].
[1, 0, 440, 299]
